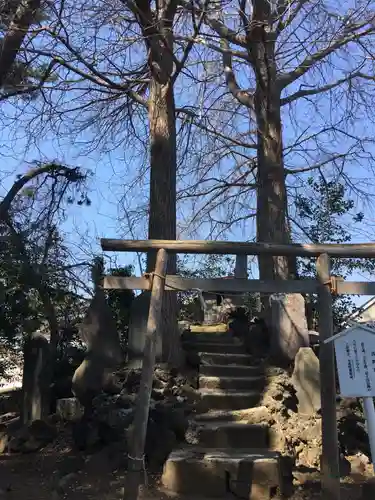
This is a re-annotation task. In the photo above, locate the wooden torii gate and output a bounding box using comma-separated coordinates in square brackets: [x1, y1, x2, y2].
[101, 238, 375, 500]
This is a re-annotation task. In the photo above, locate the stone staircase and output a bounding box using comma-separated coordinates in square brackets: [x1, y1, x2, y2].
[161, 330, 286, 499]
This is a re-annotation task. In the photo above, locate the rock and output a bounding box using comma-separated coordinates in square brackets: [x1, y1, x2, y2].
[152, 377, 168, 390]
[348, 453, 369, 476]
[117, 392, 136, 408]
[8, 419, 57, 453]
[0, 424, 9, 454]
[57, 472, 78, 492]
[121, 370, 141, 393]
[269, 293, 309, 365]
[243, 406, 275, 425]
[302, 420, 322, 441]
[262, 372, 298, 415]
[102, 373, 122, 395]
[23, 333, 50, 421]
[151, 388, 166, 401]
[72, 277, 123, 407]
[292, 348, 321, 415]
[154, 367, 172, 384]
[297, 444, 321, 468]
[56, 398, 84, 421]
[127, 292, 162, 368]
[178, 384, 200, 404]
[93, 394, 134, 430]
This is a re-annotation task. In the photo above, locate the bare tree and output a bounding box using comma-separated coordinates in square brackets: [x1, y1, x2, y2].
[2, 0, 209, 366]
[174, 0, 375, 280]
[3, 0, 375, 314]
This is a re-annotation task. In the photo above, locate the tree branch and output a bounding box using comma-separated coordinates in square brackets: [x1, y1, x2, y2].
[180, 0, 247, 47]
[281, 71, 375, 105]
[176, 106, 257, 149]
[0, 163, 82, 220]
[285, 153, 349, 175]
[221, 38, 254, 108]
[278, 23, 375, 89]
[276, 0, 310, 34]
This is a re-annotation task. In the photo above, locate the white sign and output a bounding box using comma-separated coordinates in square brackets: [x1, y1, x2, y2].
[333, 322, 375, 397]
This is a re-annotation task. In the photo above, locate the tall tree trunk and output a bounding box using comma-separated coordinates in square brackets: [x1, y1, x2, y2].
[0, 0, 42, 88]
[143, 0, 182, 367]
[255, 80, 290, 281]
[252, 6, 290, 282]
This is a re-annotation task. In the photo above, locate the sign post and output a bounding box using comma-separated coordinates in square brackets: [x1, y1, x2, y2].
[363, 397, 375, 474]
[325, 320, 375, 473]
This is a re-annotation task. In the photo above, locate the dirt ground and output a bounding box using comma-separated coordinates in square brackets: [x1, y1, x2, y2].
[0, 438, 372, 500]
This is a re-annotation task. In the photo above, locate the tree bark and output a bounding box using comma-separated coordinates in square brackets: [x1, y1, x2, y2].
[252, 6, 291, 282]
[0, 0, 42, 88]
[141, 0, 182, 367]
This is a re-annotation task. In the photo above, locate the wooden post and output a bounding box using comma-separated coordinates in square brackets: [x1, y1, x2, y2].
[235, 254, 247, 279]
[232, 254, 247, 307]
[124, 248, 168, 500]
[316, 254, 340, 500]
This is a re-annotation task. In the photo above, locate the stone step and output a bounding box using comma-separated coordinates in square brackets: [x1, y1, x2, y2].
[199, 375, 265, 391]
[200, 363, 264, 378]
[199, 388, 261, 410]
[161, 447, 282, 498]
[187, 421, 270, 449]
[200, 352, 253, 366]
[195, 409, 262, 423]
[183, 341, 245, 354]
[182, 332, 235, 343]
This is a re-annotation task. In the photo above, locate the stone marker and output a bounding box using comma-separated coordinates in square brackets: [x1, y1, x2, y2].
[78, 290, 122, 366]
[201, 292, 221, 325]
[269, 293, 309, 365]
[22, 332, 50, 424]
[127, 291, 162, 368]
[72, 258, 123, 406]
[292, 348, 321, 415]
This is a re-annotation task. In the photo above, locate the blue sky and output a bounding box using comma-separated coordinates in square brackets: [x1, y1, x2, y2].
[0, 120, 373, 310]
[0, 0, 374, 308]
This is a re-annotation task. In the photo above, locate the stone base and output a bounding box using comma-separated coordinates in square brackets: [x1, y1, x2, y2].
[56, 398, 84, 421]
[162, 448, 282, 498]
